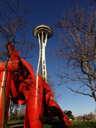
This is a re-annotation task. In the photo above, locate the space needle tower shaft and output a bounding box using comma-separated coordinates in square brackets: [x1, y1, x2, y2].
[33, 25, 53, 83]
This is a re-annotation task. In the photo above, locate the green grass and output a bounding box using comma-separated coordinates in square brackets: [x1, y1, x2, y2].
[71, 121, 96, 128]
[7, 120, 96, 128]
[43, 120, 96, 128]
[43, 119, 67, 128]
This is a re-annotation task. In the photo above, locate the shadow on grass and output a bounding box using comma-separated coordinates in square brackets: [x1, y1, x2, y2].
[9, 126, 23, 128]
[43, 119, 69, 128]
[44, 120, 96, 128]
[7, 121, 24, 128]
[71, 121, 96, 128]
[8, 120, 96, 128]
[8, 120, 67, 128]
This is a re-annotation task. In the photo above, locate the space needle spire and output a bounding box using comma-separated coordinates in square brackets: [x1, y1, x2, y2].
[33, 25, 53, 83]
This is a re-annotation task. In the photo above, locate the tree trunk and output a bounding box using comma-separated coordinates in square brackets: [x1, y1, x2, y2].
[1, 57, 9, 128]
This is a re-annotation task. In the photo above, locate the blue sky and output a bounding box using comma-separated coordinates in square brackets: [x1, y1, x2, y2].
[6, 0, 95, 117]
[23, 0, 96, 117]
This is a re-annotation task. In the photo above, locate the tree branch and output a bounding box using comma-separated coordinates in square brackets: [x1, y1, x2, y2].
[68, 86, 92, 97]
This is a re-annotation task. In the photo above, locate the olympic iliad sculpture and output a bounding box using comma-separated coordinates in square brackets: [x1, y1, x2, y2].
[0, 25, 72, 128]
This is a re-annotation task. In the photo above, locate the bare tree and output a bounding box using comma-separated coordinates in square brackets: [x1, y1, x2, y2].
[88, 112, 95, 120]
[0, 0, 35, 60]
[91, 0, 96, 4]
[90, 0, 96, 6]
[47, 75, 61, 101]
[0, 1, 35, 127]
[55, 6, 96, 101]
[94, 107, 96, 114]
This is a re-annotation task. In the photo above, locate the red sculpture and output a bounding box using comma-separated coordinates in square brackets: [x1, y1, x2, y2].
[0, 43, 72, 128]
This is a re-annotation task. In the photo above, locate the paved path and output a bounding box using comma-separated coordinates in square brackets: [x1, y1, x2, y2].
[7, 120, 24, 128]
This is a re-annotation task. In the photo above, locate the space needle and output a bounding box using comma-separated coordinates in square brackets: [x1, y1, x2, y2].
[33, 25, 53, 83]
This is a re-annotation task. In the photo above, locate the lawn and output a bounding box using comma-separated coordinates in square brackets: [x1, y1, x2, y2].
[43, 120, 96, 128]
[71, 121, 96, 128]
[7, 120, 96, 128]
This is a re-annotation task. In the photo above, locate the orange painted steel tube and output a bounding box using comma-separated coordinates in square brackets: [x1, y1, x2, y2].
[24, 76, 44, 128]
[0, 60, 23, 72]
